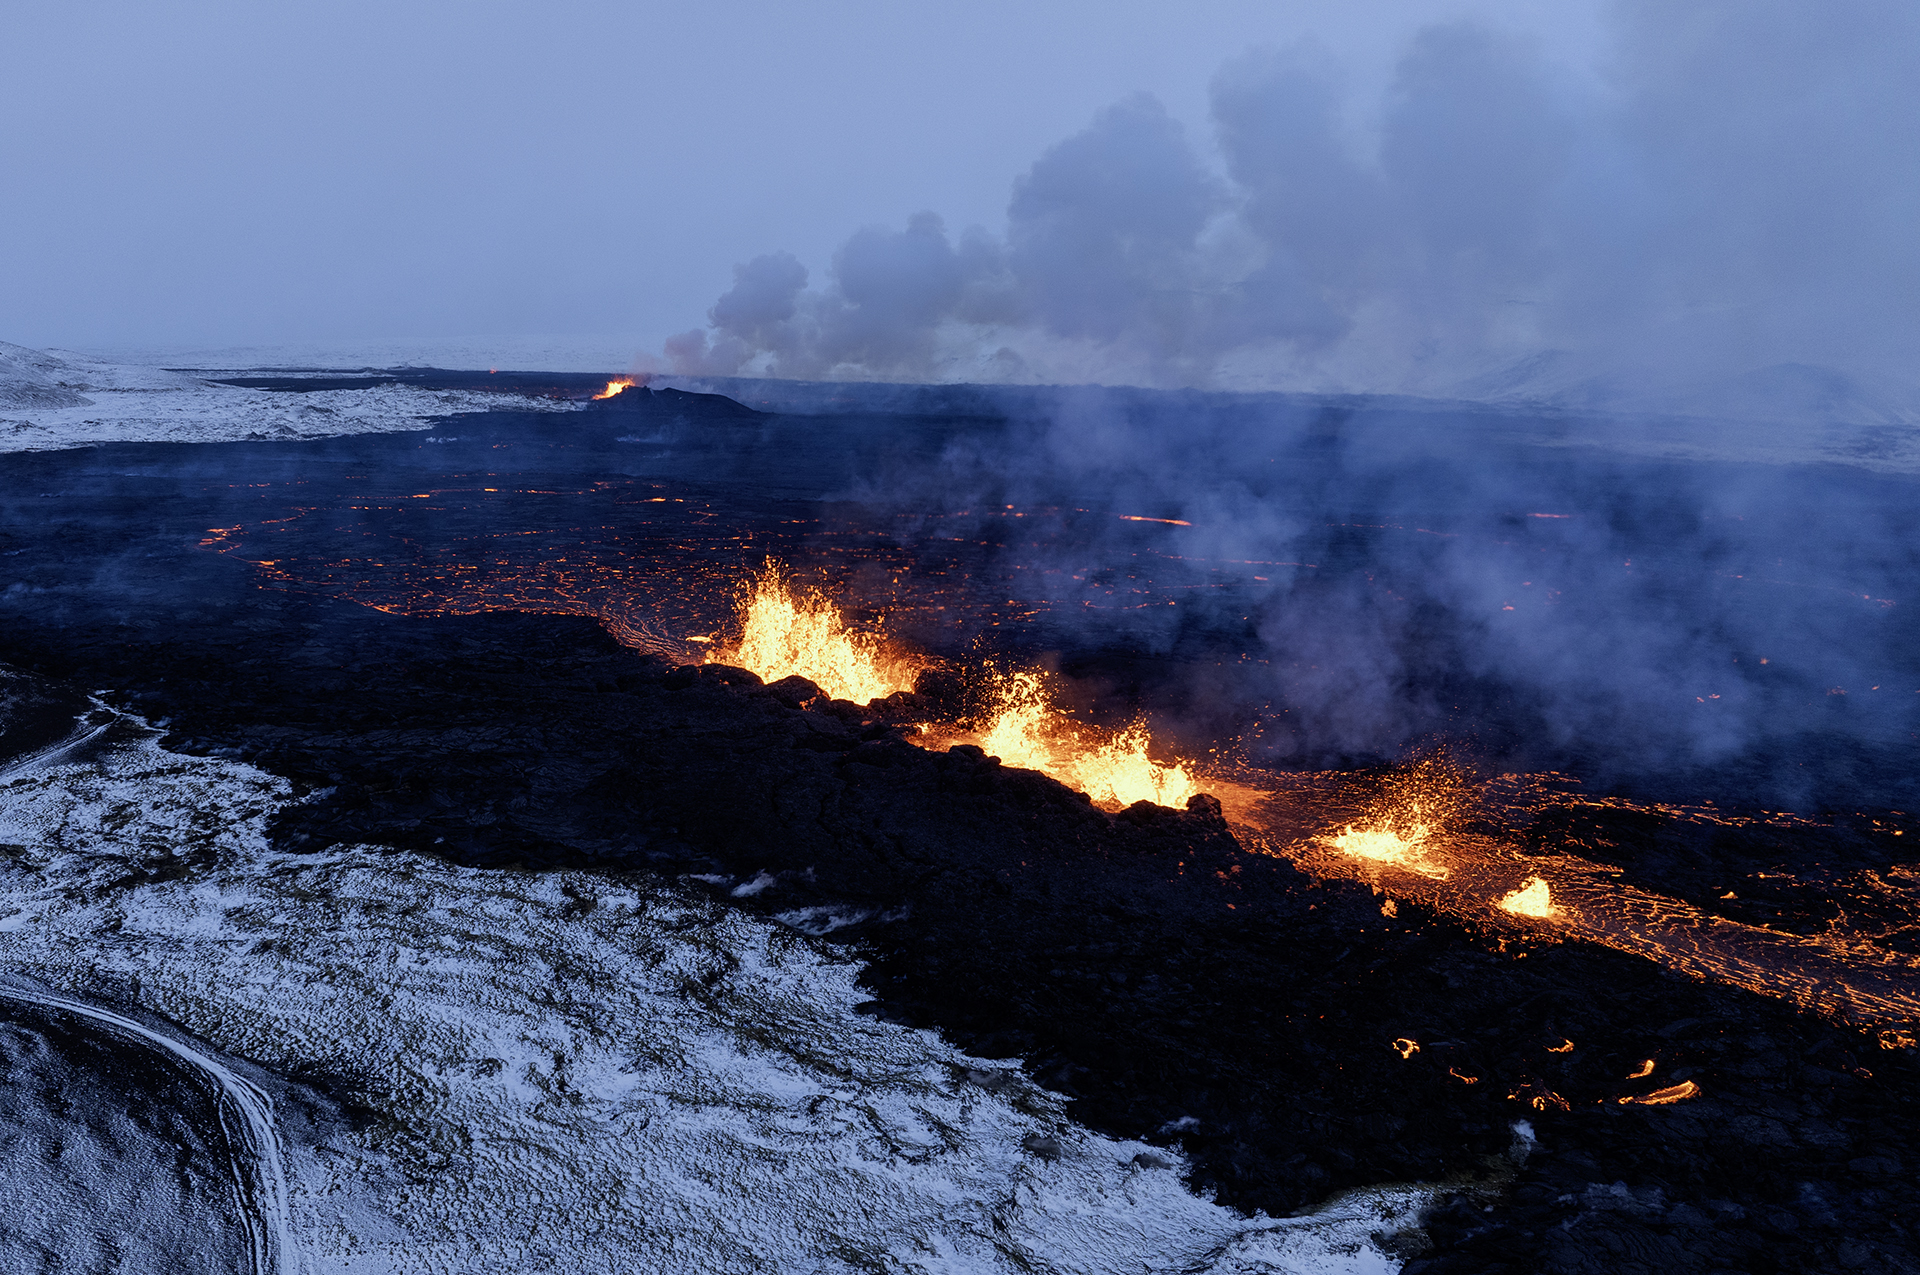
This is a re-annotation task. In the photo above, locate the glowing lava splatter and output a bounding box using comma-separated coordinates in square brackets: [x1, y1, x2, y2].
[718, 567, 1199, 809]
[1497, 877, 1556, 918]
[721, 563, 918, 705]
[974, 670, 1198, 809]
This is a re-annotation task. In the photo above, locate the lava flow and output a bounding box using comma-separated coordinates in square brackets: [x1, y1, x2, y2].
[197, 489, 1920, 1030]
[1255, 762, 1920, 1031]
[592, 378, 635, 400]
[715, 562, 1200, 810]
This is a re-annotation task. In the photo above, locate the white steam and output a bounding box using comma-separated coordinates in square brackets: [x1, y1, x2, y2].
[652, 0, 1920, 400]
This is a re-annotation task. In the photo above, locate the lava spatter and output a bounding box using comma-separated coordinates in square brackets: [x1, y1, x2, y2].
[720, 560, 918, 704]
[714, 566, 1200, 810]
[1249, 759, 1920, 1030]
[964, 665, 1199, 810]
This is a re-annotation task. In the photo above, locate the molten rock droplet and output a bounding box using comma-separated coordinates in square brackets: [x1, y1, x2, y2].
[1498, 877, 1556, 918]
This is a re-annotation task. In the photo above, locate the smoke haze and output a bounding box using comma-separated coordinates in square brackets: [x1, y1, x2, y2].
[660, 0, 1920, 404]
[804, 380, 1920, 804]
[4, 0, 1584, 356]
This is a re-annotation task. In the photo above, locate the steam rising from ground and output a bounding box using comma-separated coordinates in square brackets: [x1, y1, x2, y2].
[655, 1, 1920, 405]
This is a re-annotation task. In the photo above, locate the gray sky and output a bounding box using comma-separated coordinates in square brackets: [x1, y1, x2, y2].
[2, 0, 1602, 357]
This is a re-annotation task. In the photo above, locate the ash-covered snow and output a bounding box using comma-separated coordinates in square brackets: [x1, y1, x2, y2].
[0, 341, 579, 454]
[0, 710, 1438, 1273]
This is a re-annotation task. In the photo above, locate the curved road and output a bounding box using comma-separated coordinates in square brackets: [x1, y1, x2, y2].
[0, 979, 295, 1275]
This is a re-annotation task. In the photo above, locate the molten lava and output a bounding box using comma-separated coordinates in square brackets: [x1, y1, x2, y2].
[1498, 877, 1556, 918]
[200, 481, 1920, 1036]
[592, 378, 635, 400]
[721, 563, 917, 705]
[714, 566, 1200, 809]
[972, 667, 1199, 809]
[1329, 814, 1443, 876]
[976, 669, 1054, 774]
[1255, 762, 1920, 1031]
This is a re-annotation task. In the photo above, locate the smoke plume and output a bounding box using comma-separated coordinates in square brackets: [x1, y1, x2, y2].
[646, 0, 1920, 802]
[653, 0, 1920, 402]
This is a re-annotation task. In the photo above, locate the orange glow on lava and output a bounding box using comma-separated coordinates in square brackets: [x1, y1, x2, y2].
[1327, 807, 1455, 881]
[592, 378, 635, 400]
[1620, 1080, 1699, 1105]
[971, 667, 1200, 809]
[198, 484, 1920, 1038]
[1498, 877, 1557, 918]
[1318, 760, 1470, 878]
[1509, 1082, 1571, 1111]
[720, 562, 918, 704]
[713, 567, 1200, 808]
[1330, 820, 1435, 868]
[1248, 762, 1920, 1031]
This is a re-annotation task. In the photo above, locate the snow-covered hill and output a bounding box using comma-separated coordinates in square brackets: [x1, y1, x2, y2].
[0, 342, 579, 453]
[0, 706, 1442, 1274]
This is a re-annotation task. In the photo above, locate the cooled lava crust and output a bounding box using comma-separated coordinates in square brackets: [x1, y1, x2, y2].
[3, 377, 1918, 1274]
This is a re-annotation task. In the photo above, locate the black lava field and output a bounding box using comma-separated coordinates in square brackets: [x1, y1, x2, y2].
[4, 373, 1920, 1274]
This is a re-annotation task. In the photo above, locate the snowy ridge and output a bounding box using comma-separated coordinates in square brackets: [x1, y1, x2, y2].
[0, 341, 581, 454]
[79, 334, 656, 377]
[0, 978, 295, 1275]
[0, 710, 1440, 1273]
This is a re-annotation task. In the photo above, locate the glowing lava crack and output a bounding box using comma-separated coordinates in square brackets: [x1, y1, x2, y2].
[713, 561, 1201, 811]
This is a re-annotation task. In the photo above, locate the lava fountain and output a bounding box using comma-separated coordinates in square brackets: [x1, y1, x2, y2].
[973, 667, 1199, 809]
[719, 562, 919, 704]
[717, 563, 1199, 810]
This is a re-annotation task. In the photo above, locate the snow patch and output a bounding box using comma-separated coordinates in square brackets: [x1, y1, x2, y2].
[0, 342, 581, 454]
[0, 712, 1440, 1272]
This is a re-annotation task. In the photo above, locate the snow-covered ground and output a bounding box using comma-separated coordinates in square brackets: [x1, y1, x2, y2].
[0, 342, 579, 454]
[0, 709, 1443, 1274]
[76, 334, 652, 378]
[10, 335, 1918, 475]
